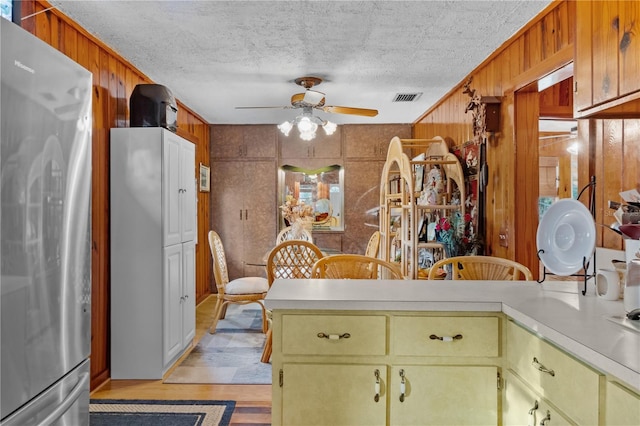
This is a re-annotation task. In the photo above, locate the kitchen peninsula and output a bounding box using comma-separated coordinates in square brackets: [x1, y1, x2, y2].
[265, 280, 640, 425]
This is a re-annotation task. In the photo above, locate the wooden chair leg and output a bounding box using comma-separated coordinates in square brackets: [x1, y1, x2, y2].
[260, 304, 268, 334]
[260, 328, 272, 363]
[220, 303, 229, 319]
[209, 299, 225, 334]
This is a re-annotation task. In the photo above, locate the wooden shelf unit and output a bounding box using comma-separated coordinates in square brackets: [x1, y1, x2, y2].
[379, 137, 465, 279]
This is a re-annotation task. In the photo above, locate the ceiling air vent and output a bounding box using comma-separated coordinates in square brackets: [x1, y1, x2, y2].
[393, 92, 422, 102]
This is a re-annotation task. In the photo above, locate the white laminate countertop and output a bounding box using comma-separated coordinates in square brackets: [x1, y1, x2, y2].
[265, 279, 640, 391]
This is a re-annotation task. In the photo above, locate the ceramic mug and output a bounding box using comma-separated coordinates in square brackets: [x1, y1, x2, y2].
[596, 269, 620, 300]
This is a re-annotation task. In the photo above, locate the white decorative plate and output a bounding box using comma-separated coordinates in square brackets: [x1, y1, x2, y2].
[536, 199, 596, 276]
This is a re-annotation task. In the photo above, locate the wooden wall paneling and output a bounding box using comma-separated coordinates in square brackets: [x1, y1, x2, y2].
[514, 91, 540, 277]
[601, 120, 624, 248]
[623, 120, 640, 192]
[24, 0, 212, 390]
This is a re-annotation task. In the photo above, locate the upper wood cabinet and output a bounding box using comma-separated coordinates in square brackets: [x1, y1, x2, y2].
[211, 125, 277, 159]
[574, 0, 640, 117]
[279, 127, 342, 160]
[344, 124, 412, 159]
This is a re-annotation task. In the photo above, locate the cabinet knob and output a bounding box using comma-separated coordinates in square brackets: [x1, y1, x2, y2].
[399, 369, 406, 402]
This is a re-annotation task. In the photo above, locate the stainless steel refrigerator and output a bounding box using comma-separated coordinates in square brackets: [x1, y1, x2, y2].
[1, 18, 92, 425]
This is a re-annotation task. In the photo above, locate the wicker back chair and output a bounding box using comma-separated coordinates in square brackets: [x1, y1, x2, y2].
[364, 231, 381, 258]
[208, 230, 269, 334]
[427, 255, 533, 281]
[276, 225, 313, 244]
[311, 254, 403, 280]
[266, 239, 324, 283]
[261, 240, 324, 363]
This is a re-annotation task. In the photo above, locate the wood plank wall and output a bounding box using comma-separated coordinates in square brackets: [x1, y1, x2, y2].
[413, 0, 638, 275]
[21, 0, 212, 390]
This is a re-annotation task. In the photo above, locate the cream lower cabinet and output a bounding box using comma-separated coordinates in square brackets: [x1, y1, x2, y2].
[506, 320, 603, 425]
[273, 312, 501, 425]
[503, 369, 572, 425]
[605, 379, 640, 426]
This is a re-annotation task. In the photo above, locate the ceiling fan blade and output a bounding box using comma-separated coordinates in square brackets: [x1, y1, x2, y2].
[303, 90, 325, 106]
[235, 106, 293, 110]
[320, 105, 379, 117]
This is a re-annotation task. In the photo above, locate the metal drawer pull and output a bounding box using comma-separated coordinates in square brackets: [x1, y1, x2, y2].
[528, 400, 539, 426]
[532, 357, 555, 376]
[374, 369, 381, 402]
[399, 369, 406, 402]
[317, 332, 351, 340]
[429, 334, 462, 342]
[539, 410, 551, 425]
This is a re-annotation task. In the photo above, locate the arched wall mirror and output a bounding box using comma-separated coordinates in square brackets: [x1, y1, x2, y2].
[278, 164, 344, 231]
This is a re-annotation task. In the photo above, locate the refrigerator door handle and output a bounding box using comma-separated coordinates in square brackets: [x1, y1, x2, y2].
[36, 372, 89, 426]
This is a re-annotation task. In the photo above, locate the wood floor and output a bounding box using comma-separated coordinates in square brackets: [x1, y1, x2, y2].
[90, 295, 272, 425]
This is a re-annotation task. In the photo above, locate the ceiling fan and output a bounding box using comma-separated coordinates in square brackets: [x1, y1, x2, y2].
[236, 76, 379, 117]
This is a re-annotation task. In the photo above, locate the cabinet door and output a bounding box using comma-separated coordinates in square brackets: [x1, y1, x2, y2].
[163, 133, 183, 247]
[243, 124, 277, 158]
[573, 0, 593, 112]
[503, 370, 572, 426]
[619, 1, 640, 98]
[211, 161, 245, 279]
[241, 160, 276, 275]
[606, 380, 640, 426]
[343, 160, 384, 254]
[182, 241, 196, 347]
[591, 0, 620, 105]
[344, 125, 386, 159]
[180, 139, 196, 242]
[389, 365, 498, 425]
[211, 160, 276, 280]
[211, 125, 245, 159]
[163, 244, 183, 366]
[281, 363, 387, 426]
[279, 128, 342, 160]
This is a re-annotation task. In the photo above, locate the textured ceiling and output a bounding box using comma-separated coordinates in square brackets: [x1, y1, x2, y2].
[49, 0, 551, 125]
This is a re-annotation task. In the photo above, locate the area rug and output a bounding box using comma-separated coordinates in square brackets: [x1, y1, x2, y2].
[89, 399, 235, 426]
[164, 305, 272, 385]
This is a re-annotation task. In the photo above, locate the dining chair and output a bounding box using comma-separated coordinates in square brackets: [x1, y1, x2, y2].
[276, 225, 314, 244]
[311, 254, 404, 280]
[427, 255, 533, 281]
[261, 239, 324, 363]
[208, 230, 270, 334]
[364, 231, 381, 258]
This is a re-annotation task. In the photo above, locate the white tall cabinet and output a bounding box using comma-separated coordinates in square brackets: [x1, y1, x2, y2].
[110, 127, 196, 379]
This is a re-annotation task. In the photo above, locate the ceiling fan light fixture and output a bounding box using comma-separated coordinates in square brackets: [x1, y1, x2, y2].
[299, 130, 316, 141]
[323, 120, 337, 135]
[277, 120, 293, 136]
[296, 116, 317, 134]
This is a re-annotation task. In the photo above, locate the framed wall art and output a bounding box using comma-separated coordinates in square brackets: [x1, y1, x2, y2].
[199, 163, 210, 192]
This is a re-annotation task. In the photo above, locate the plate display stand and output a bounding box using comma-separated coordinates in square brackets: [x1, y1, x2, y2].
[536, 176, 596, 295]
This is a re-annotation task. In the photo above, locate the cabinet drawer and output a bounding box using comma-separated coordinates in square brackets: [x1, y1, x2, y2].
[282, 315, 386, 356]
[506, 321, 601, 425]
[392, 316, 499, 357]
[503, 369, 572, 426]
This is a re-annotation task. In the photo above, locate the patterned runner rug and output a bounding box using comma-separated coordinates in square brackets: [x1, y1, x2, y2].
[164, 304, 272, 385]
[89, 399, 235, 426]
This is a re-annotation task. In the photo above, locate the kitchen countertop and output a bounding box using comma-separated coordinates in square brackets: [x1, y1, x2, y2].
[265, 279, 640, 391]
